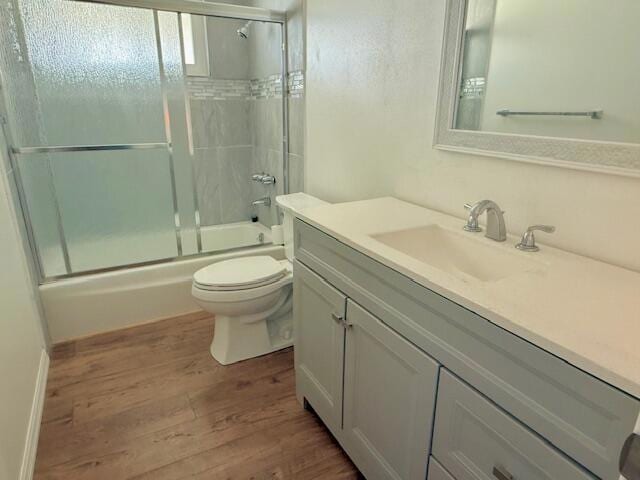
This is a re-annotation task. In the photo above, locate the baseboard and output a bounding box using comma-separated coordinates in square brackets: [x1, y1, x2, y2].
[19, 349, 49, 480]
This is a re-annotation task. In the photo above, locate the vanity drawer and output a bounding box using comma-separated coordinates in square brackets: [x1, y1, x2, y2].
[428, 457, 456, 480]
[294, 219, 640, 480]
[433, 370, 595, 480]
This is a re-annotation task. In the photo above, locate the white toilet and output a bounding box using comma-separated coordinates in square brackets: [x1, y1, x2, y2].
[192, 193, 327, 365]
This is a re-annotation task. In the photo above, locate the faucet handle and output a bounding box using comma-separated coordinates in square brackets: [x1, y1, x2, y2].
[463, 203, 482, 232]
[516, 225, 555, 252]
[526, 225, 555, 234]
[251, 173, 266, 182]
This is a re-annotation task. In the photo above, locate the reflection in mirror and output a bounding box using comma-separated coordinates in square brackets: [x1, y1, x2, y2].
[454, 0, 640, 144]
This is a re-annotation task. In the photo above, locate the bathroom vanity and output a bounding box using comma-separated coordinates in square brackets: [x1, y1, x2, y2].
[292, 197, 640, 480]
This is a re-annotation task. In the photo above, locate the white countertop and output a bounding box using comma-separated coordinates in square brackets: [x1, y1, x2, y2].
[295, 197, 640, 399]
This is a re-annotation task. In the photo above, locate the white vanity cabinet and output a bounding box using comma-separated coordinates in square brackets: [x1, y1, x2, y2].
[292, 260, 346, 435]
[293, 218, 640, 480]
[294, 260, 440, 480]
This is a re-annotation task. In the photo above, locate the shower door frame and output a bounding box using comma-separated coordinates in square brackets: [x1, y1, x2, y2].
[3, 0, 289, 283]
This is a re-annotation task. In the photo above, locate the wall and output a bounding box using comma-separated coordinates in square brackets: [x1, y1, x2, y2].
[0, 130, 47, 479]
[305, 0, 640, 272]
[480, 0, 640, 143]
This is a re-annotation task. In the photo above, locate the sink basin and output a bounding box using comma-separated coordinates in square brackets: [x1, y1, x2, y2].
[371, 225, 539, 282]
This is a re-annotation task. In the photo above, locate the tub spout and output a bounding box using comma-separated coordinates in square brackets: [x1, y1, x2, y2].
[252, 197, 271, 207]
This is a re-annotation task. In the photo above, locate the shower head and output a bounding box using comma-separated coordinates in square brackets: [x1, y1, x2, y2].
[236, 21, 252, 39]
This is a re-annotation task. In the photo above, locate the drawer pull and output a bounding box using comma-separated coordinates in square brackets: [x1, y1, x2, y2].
[493, 465, 514, 480]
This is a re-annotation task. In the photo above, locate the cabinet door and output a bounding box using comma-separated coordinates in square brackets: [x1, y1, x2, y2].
[343, 300, 440, 480]
[293, 260, 347, 435]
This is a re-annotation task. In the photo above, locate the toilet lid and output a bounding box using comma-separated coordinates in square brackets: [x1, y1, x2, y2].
[193, 256, 287, 289]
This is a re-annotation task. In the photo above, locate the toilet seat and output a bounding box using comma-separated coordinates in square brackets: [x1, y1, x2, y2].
[193, 256, 287, 291]
[192, 257, 293, 303]
[193, 273, 292, 303]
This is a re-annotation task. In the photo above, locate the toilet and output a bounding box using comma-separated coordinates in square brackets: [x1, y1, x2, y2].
[192, 193, 328, 365]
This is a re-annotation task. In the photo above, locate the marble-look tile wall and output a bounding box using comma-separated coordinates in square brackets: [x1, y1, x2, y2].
[190, 96, 253, 226]
[189, 71, 304, 227]
[248, 0, 306, 228]
[190, 0, 305, 228]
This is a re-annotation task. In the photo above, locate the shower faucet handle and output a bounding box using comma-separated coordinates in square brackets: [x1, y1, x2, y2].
[251, 173, 276, 185]
[260, 175, 276, 185]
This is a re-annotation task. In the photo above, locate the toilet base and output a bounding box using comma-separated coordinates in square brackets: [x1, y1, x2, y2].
[210, 310, 293, 365]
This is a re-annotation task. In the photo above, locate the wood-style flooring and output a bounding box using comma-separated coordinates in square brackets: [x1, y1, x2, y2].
[34, 312, 358, 479]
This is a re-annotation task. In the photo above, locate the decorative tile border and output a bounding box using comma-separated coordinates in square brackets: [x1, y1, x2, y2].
[187, 78, 251, 100]
[288, 71, 304, 98]
[187, 70, 304, 100]
[250, 74, 282, 99]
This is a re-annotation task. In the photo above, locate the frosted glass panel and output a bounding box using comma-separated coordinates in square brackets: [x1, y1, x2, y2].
[17, 0, 165, 146]
[157, 11, 199, 255]
[15, 154, 67, 277]
[1, 0, 286, 280]
[18, 150, 178, 273]
[0, 0, 48, 149]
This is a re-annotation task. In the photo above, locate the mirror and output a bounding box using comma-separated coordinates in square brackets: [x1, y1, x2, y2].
[435, 0, 640, 175]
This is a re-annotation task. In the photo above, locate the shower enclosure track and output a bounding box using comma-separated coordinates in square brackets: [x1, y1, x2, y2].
[71, 0, 286, 22]
[12, 143, 169, 154]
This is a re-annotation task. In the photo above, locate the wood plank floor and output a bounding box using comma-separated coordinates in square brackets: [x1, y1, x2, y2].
[35, 312, 358, 480]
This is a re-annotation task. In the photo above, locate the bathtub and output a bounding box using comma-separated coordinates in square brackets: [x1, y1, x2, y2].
[39, 222, 284, 342]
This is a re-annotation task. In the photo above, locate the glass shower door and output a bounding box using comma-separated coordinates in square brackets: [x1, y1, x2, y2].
[1, 0, 287, 280]
[2, 0, 189, 276]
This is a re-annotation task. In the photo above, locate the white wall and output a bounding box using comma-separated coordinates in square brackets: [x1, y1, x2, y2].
[480, 0, 640, 143]
[0, 134, 48, 479]
[305, 0, 640, 272]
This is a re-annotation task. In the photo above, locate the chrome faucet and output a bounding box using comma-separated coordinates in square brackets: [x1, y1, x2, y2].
[252, 197, 271, 207]
[251, 173, 276, 185]
[463, 200, 507, 242]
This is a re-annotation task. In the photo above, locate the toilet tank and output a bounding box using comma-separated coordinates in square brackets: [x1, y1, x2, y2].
[275, 193, 329, 261]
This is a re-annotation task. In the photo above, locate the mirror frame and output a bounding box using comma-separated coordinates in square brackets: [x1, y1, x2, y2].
[434, 0, 640, 177]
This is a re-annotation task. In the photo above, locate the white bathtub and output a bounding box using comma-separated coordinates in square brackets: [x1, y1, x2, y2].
[40, 222, 284, 342]
[201, 221, 270, 252]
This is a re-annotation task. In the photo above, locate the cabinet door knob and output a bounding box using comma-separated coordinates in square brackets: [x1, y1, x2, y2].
[492, 465, 514, 480]
[331, 312, 343, 323]
[620, 433, 640, 479]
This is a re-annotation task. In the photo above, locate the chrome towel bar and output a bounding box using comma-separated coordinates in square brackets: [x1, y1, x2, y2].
[496, 109, 603, 120]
